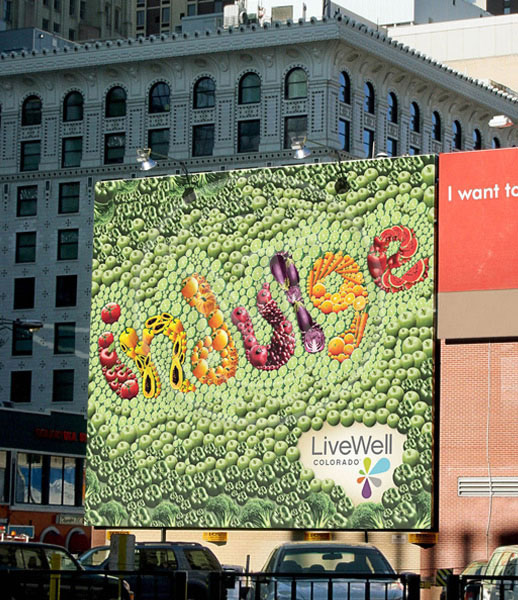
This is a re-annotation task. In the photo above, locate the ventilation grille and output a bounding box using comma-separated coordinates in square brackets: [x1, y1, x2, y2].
[458, 477, 518, 497]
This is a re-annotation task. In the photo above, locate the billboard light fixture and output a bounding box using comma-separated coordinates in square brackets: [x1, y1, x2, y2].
[488, 115, 514, 129]
[0, 318, 43, 332]
[136, 148, 196, 204]
[292, 137, 349, 194]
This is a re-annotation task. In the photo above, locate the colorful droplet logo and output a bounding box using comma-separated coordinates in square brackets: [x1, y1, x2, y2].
[357, 457, 390, 498]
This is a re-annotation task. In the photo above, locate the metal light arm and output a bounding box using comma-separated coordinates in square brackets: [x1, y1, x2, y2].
[0, 318, 43, 332]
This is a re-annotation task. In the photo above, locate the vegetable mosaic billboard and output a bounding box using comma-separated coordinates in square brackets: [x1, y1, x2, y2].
[86, 155, 436, 530]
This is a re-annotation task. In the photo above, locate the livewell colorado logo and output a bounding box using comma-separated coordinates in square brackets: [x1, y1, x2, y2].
[298, 422, 406, 504]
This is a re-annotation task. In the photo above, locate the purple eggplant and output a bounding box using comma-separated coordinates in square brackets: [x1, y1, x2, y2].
[304, 325, 325, 353]
[286, 285, 302, 304]
[286, 261, 300, 286]
[295, 304, 313, 332]
[270, 253, 288, 287]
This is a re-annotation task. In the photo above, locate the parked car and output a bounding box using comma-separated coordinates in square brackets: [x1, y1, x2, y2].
[249, 541, 403, 600]
[78, 541, 228, 600]
[480, 546, 518, 600]
[0, 540, 132, 600]
[462, 561, 487, 600]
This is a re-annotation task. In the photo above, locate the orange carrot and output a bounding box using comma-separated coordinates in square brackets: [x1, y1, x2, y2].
[312, 257, 324, 282]
[356, 312, 369, 346]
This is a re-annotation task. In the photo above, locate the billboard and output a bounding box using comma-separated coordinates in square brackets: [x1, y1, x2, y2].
[438, 148, 518, 293]
[86, 155, 436, 530]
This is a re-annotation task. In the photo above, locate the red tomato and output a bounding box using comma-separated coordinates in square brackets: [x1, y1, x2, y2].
[98, 332, 114, 349]
[99, 347, 117, 368]
[120, 379, 139, 399]
[101, 302, 121, 324]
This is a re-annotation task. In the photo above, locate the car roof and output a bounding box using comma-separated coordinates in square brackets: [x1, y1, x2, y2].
[273, 542, 383, 551]
[0, 541, 69, 551]
[491, 546, 518, 553]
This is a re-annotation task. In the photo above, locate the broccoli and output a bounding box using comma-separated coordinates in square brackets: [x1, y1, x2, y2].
[414, 490, 432, 528]
[151, 501, 181, 527]
[349, 502, 385, 529]
[303, 492, 337, 528]
[97, 500, 129, 527]
[85, 469, 100, 499]
[205, 494, 240, 527]
[239, 498, 276, 528]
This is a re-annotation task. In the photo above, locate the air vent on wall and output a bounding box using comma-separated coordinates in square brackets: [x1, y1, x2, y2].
[458, 477, 518, 497]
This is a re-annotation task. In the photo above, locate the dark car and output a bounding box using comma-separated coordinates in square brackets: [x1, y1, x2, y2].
[0, 540, 132, 600]
[79, 541, 227, 600]
[250, 541, 403, 600]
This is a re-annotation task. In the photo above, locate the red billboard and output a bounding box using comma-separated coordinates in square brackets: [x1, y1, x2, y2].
[438, 148, 518, 293]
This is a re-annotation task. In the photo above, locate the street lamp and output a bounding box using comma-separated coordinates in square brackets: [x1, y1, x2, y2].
[291, 136, 349, 194]
[136, 147, 196, 204]
[488, 115, 514, 129]
[0, 318, 43, 332]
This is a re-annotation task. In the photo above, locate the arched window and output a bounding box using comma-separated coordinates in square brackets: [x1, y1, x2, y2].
[193, 77, 215, 109]
[364, 82, 375, 114]
[149, 82, 170, 113]
[63, 91, 84, 122]
[473, 128, 482, 150]
[492, 137, 501, 149]
[285, 68, 307, 100]
[339, 72, 351, 104]
[432, 111, 441, 142]
[105, 86, 126, 118]
[22, 95, 42, 126]
[452, 120, 462, 150]
[410, 102, 420, 133]
[239, 73, 261, 104]
[387, 92, 398, 123]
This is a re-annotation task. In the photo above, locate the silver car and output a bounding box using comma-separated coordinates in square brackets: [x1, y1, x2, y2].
[252, 542, 403, 600]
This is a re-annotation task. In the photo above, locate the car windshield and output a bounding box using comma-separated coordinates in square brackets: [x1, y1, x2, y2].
[80, 547, 110, 567]
[277, 548, 394, 575]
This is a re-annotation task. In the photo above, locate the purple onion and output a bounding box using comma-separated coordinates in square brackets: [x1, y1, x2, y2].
[295, 304, 313, 332]
[270, 253, 288, 286]
[304, 325, 325, 353]
[286, 285, 302, 304]
[286, 261, 300, 286]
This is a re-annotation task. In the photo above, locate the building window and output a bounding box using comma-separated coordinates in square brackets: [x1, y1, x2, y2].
[339, 71, 351, 104]
[52, 369, 74, 403]
[104, 133, 125, 164]
[285, 68, 307, 100]
[57, 229, 79, 260]
[453, 120, 462, 150]
[492, 137, 501, 149]
[149, 82, 170, 113]
[12, 323, 33, 356]
[187, 3, 195, 16]
[363, 128, 374, 158]
[115, 8, 120, 30]
[473, 128, 482, 150]
[54, 322, 76, 354]
[137, 10, 145, 27]
[22, 96, 42, 126]
[53, 22, 60, 33]
[68, 29, 75, 40]
[193, 77, 215, 109]
[16, 232, 36, 263]
[49, 456, 77, 505]
[58, 182, 80, 214]
[284, 115, 307, 150]
[364, 82, 375, 114]
[387, 92, 398, 124]
[237, 120, 260, 153]
[62, 137, 82, 168]
[0, 451, 9, 504]
[410, 102, 420, 133]
[105, 86, 126, 118]
[16, 453, 43, 504]
[42, 18, 50, 30]
[63, 91, 83, 122]
[238, 73, 261, 105]
[55, 275, 77, 307]
[69, 0, 75, 15]
[192, 124, 215, 156]
[148, 128, 170, 158]
[338, 119, 350, 152]
[162, 6, 170, 23]
[17, 185, 38, 217]
[21, 140, 41, 171]
[432, 111, 441, 142]
[11, 371, 32, 403]
[80, 1, 85, 18]
[14, 277, 35, 310]
[387, 137, 398, 157]
[409, 146, 420, 155]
